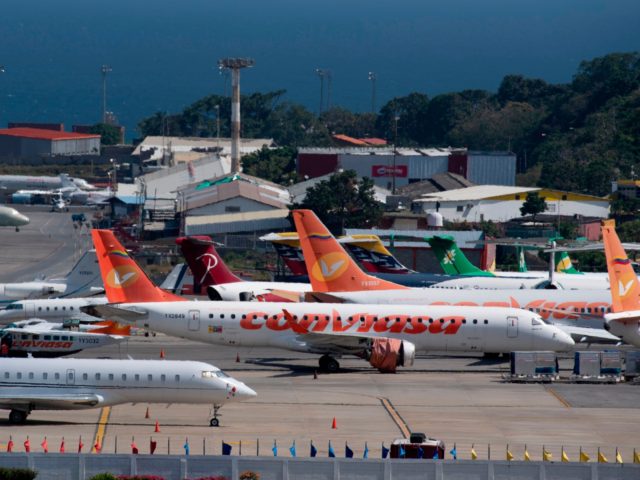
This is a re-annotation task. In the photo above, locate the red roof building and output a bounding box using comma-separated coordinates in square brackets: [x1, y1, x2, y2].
[0, 127, 101, 159]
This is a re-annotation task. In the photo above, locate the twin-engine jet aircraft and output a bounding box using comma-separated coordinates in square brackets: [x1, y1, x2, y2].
[0, 357, 256, 426]
[87, 229, 573, 373]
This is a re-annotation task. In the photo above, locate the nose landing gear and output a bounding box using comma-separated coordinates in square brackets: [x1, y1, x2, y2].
[209, 404, 221, 427]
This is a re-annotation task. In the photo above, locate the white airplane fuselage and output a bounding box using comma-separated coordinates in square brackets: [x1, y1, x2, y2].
[0, 297, 108, 324]
[102, 301, 574, 355]
[0, 205, 29, 228]
[0, 357, 256, 418]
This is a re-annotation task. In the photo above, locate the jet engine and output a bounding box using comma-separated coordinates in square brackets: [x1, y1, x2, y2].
[367, 338, 416, 373]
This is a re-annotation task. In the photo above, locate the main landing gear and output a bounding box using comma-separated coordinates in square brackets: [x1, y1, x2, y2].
[209, 405, 221, 427]
[319, 354, 340, 373]
[9, 409, 28, 424]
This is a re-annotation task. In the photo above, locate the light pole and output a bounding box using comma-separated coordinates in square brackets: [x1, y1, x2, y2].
[368, 72, 377, 114]
[392, 113, 400, 194]
[214, 104, 221, 153]
[109, 158, 119, 193]
[101, 65, 112, 124]
[218, 57, 255, 173]
[315, 68, 325, 116]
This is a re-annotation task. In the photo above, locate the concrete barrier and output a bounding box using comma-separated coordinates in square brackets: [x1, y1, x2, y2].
[1, 453, 639, 480]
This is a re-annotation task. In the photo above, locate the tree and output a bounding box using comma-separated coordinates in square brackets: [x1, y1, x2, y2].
[241, 146, 297, 185]
[292, 170, 383, 235]
[89, 123, 121, 145]
[520, 192, 547, 221]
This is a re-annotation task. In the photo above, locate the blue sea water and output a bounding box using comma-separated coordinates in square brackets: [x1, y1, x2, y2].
[0, 0, 638, 140]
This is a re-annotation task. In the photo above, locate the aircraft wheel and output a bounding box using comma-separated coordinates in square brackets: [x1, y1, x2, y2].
[319, 355, 340, 373]
[9, 409, 27, 424]
[210, 418, 220, 427]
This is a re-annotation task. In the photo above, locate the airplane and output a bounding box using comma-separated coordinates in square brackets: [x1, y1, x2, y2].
[50, 191, 69, 212]
[0, 250, 104, 304]
[426, 235, 611, 290]
[176, 236, 309, 301]
[0, 318, 129, 357]
[260, 232, 556, 290]
[290, 210, 619, 344]
[0, 205, 29, 231]
[86, 229, 574, 373]
[0, 173, 95, 199]
[602, 220, 640, 347]
[0, 357, 256, 425]
[0, 297, 109, 325]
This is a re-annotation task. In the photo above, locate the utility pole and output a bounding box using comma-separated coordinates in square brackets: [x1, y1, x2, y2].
[368, 72, 377, 114]
[392, 113, 400, 194]
[218, 58, 254, 173]
[315, 68, 326, 116]
[101, 65, 112, 124]
[214, 104, 221, 154]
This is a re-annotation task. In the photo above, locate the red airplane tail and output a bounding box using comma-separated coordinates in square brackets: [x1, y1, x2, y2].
[176, 236, 241, 287]
[292, 209, 407, 292]
[91, 229, 183, 303]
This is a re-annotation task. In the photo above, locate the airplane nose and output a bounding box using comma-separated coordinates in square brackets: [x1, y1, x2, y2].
[234, 383, 257, 400]
[552, 328, 575, 352]
[17, 213, 29, 225]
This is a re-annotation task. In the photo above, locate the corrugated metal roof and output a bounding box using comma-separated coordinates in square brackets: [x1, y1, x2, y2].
[415, 185, 539, 202]
[132, 136, 274, 158]
[0, 128, 100, 141]
[185, 209, 291, 235]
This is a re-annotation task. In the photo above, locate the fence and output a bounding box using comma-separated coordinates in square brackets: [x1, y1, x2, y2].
[1, 454, 639, 480]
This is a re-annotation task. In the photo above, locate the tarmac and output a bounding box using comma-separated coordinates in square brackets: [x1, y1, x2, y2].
[0, 207, 639, 463]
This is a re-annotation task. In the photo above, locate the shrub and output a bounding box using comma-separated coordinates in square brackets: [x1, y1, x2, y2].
[239, 472, 260, 480]
[88, 475, 117, 480]
[0, 468, 38, 480]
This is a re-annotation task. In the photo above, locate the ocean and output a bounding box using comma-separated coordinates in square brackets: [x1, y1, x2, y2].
[0, 0, 638, 140]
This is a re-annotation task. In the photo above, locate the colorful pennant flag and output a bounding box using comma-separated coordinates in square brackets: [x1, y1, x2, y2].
[150, 439, 157, 455]
[345, 443, 353, 458]
[471, 444, 478, 460]
[598, 448, 607, 463]
[59, 438, 65, 454]
[616, 448, 623, 464]
[524, 445, 531, 462]
[310, 441, 317, 458]
[363, 442, 369, 459]
[41, 437, 48, 454]
[6, 437, 13, 453]
[449, 444, 457, 460]
[561, 447, 569, 463]
[506, 445, 514, 461]
[24, 437, 30, 453]
[222, 442, 232, 456]
[579, 448, 590, 462]
[543, 446, 552, 462]
[289, 440, 296, 458]
[272, 440, 278, 457]
[381, 443, 389, 459]
[183, 438, 190, 456]
[328, 441, 335, 458]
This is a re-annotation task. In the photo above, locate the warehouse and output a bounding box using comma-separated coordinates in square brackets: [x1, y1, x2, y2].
[415, 186, 610, 222]
[0, 127, 101, 158]
[296, 148, 516, 188]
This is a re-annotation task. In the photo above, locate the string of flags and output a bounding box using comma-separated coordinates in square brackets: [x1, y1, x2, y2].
[3, 435, 640, 462]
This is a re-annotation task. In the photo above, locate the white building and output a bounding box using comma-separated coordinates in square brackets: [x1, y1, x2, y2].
[415, 186, 610, 223]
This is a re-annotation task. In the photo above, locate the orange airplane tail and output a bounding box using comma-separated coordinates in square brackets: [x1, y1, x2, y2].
[292, 209, 407, 292]
[91, 229, 184, 303]
[602, 219, 640, 313]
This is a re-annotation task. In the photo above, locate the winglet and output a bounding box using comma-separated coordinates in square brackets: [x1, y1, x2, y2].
[602, 219, 640, 313]
[176, 236, 241, 288]
[292, 209, 407, 292]
[91, 229, 183, 303]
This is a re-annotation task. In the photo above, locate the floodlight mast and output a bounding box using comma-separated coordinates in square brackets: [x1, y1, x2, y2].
[218, 57, 254, 173]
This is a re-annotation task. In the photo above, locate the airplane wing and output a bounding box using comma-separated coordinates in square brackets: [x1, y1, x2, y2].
[556, 325, 620, 344]
[82, 304, 148, 323]
[0, 393, 103, 410]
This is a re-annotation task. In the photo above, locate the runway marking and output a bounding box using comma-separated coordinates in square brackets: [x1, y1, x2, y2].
[380, 397, 411, 437]
[93, 406, 111, 452]
[546, 387, 571, 408]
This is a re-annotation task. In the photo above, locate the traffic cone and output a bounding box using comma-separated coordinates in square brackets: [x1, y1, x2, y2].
[160, 349, 165, 359]
[154, 420, 160, 433]
[236, 353, 240, 363]
[331, 417, 337, 429]
[145, 407, 150, 419]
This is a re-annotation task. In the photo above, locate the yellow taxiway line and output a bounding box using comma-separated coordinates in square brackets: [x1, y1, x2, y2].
[93, 406, 111, 452]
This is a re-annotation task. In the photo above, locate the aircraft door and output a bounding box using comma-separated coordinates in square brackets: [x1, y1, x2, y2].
[188, 310, 200, 331]
[26, 303, 35, 319]
[66, 369, 75, 385]
[507, 316, 518, 338]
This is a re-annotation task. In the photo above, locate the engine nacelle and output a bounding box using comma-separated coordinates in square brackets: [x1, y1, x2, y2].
[606, 318, 640, 347]
[368, 339, 416, 373]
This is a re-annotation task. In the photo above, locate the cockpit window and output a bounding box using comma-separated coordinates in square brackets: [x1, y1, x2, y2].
[6, 303, 23, 310]
[215, 370, 230, 378]
[532, 319, 542, 326]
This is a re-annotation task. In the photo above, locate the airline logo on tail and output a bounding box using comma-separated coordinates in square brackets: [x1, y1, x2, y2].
[614, 258, 635, 298]
[443, 249, 456, 265]
[106, 265, 138, 289]
[312, 253, 349, 282]
[195, 253, 219, 284]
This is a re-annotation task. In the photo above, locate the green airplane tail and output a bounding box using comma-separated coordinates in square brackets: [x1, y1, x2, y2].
[425, 235, 495, 277]
[555, 251, 583, 274]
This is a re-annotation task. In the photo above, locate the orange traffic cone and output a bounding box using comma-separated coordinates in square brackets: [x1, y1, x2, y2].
[236, 353, 240, 363]
[154, 420, 160, 433]
[145, 407, 150, 419]
[160, 349, 165, 359]
[331, 417, 337, 429]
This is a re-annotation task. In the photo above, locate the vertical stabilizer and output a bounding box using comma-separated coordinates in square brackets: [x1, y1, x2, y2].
[426, 235, 494, 277]
[265, 233, 309, 276]
[342, 234, 415, 274]
[602, 220, 640, 313]
[292, 210, 407, 292]
[91, 229, 183, 303]
[62, 250, 103, 297]
[555, 251, 582, 274]
[176, 236, 242, 287]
